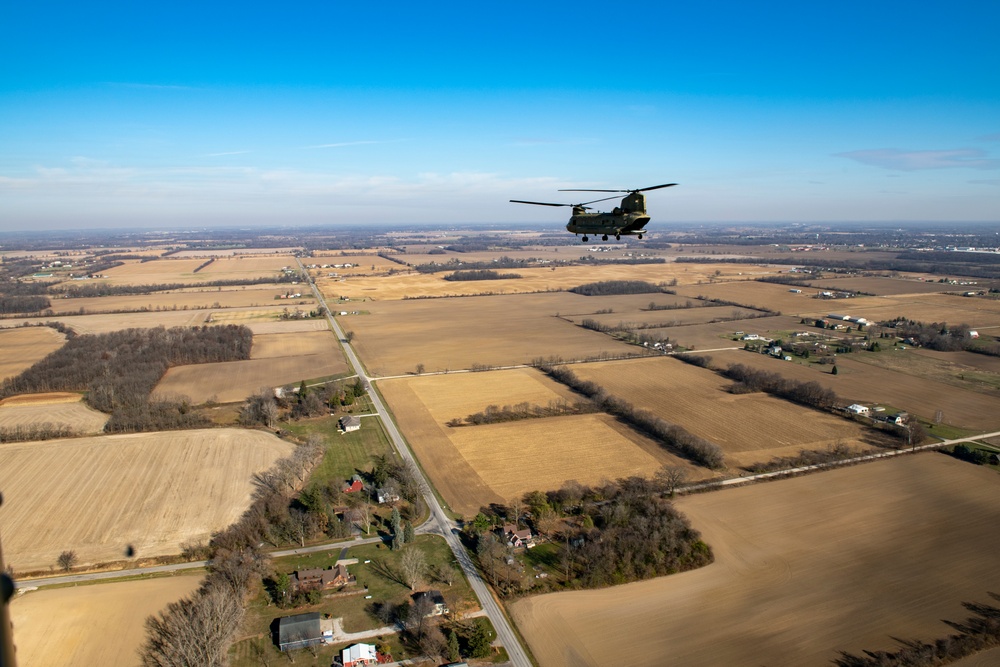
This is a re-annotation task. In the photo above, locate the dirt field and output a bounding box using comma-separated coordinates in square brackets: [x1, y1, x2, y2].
[673, 280, 829, 315]
[509, 453, 1000, 666]
[706, 349, 1000, 431]
[47, 285, 314, 314]
[10, 574, 203, 667]
[572, 357, 872, 467]
[155, 350, 348, 404]
[0, 396, 108, 434]
[0, 326, 65, 380]
[799, 276, 961, 296]
[0, 308, 329, 336]
[0, 428, 294, 569]
[379, 370, 710, 517]
[343, 292, 641, 376]
[563, 304, 761, 329]
[250, 330, 340, 359]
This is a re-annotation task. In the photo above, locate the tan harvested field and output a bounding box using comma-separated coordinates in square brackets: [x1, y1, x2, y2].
[88, 255, 293, 285]
[572, 357, 871, 466]
[0, 399, 108, 434]
[510, 454, 1000, 667]
[47, 285, 314, 314]
[674, 279, 830, 315]
[850, 348, 1000, 396]
[0, 310, 332, 336]
[10, 575, 203, 667]
[0, 428, 294, 570]
[707, 349, 1000, 431]
[318, 261, 776, 301]
[347, 292, 641, 376]
[949, 647, 1000, 666]
[155, 358, 344, 403]
[564, 304, 760, 329]
[0, 326, 65, 380]
[800, 276, 961, 295]
[648, 315, 809, 350]
[250, 330, 340, 359]
[380, 370, 708, 517]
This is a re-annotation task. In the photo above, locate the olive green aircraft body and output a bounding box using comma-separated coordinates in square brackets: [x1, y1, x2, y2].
[511, 183, 676, 242]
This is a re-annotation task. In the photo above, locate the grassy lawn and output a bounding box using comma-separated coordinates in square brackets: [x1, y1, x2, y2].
[232, 535, 479, 666]
[283, 414, 394, 493]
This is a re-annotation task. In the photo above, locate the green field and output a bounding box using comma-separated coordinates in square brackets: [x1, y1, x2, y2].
[283, 414, 394, 492]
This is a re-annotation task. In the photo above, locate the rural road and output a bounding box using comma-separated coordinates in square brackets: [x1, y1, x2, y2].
[302, 261, 534, 667]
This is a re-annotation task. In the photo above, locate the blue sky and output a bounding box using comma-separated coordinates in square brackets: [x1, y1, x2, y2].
[1, 1, 998, 230]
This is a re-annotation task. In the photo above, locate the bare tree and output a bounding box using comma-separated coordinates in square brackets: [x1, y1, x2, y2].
[57, 550, 78, 572]
[655, 465, 689, 497]
[400, 546, 427, 591]
[139, 584, 245, 667]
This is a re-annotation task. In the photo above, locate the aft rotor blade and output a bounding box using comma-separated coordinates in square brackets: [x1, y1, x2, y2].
[636, 183, 677, 192]
[509, 199, 574, 207]
[558, 188, 625, 193]
[580, 195, 622, 206]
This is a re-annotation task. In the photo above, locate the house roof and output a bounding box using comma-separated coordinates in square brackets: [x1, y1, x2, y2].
[277, 612, 322, 645]
[342, 643, 377, 662]
[341, 415, 362, 427]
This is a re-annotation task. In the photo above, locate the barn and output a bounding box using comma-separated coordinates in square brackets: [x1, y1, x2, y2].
[277, 612, 323, 652]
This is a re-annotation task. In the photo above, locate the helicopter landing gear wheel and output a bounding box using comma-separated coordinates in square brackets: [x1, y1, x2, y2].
[581, 235, 588, 242]
[637, 233, 643, 239]
[602, 234, 608, 241]
[615, 234, 621, 240]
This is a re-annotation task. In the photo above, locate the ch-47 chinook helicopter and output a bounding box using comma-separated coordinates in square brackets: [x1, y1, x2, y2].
[511, 182, 676, 242]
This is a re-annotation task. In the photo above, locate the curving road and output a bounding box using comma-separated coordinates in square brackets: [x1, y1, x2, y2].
[300, 261, 533, 667]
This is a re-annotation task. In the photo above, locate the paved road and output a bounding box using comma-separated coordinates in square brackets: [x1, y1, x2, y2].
[301, 261, 533, 667]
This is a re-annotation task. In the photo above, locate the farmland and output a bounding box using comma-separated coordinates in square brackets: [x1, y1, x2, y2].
[379, 370, 709, 517]
[509, 453, 1000, 667]
[10, 574, 203, 667]
[0, 326, 65, 381]
[91, 255, 294, 286]
[153, 329, 348, 405]
[571, 357, 871, 467]
[706, 349, 1000, 431]
[0, 393, 108, 434]
[0, 428, 294, 570]
[45, 285, 314, 314]
[343, 292, 641, 376]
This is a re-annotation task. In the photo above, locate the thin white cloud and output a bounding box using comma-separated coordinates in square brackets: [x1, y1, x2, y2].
[835, 148, 1000, 171]
[204, 150, 252, 157]
[977, 133, 1000, 142]
[301, 139, 406, 149]
[969, 179, 1000, 186]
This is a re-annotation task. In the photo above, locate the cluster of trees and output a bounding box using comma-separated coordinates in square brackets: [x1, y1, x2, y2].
[191, 258, 214, 273]
[542, 365, 725, 468]
[834, 594, 1000, 667]
[0, 325, 254, 433]
[569, 280, 665, 296]
[369, 598, 492, 662]
[447, 399, 597, 427]
[0, 295, 51, 314]
[0, 423, 77, 443]
[644, 299, 698, 311]
[882, 318, 978, 352]
[139, 442, 324, 666]
[949, 444, 998, 467]
[723, 363, 839, 409]
[240, 378, 368, 428]
[443, 269, 522, 281]
[469, 472, 711, 595]
[413, 256, 534, 274]
[577, 318, 673, 348]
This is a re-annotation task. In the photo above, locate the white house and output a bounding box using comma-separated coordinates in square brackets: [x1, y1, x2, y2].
[846, 404, 870, 416]
[339, 415, 361, 433]
[342, 643, 377, 667]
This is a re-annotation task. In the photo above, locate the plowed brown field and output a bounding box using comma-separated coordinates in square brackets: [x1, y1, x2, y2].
[0, 428, 293, 569]
[510, 454, 1000, 667]
[10, 575, 203, 667]
[0, 398, 108, 434]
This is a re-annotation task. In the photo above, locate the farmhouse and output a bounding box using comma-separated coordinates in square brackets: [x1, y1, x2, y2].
[344, 474, 364, 493]
[846, 404, 870, 416]
[277, 612, 323, 652]
[340, 415, 361, 432]
[291, 563, 354, 592]
[502, 523, 534, 549]
[342, 643, 378, 666]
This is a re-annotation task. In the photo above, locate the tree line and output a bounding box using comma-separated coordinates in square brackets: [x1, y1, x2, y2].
[443, 269, 522, 281]
[723, 362, 839, 409]
[569, 280, 667, 296]
[541, 365, 725, 468]
[446, 399, 598, 427]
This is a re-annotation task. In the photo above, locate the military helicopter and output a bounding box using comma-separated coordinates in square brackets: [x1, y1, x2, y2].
[511, 183, 676, 242]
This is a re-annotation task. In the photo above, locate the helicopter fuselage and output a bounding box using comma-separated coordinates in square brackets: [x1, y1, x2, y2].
[567, 192, 650, 240]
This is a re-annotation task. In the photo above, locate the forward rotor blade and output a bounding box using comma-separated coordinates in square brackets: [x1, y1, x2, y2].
[509, 199, 573, 207]
[580, 195, 622, 206]
[636, 183, 677, 192]
[558, 188, 625, 193]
